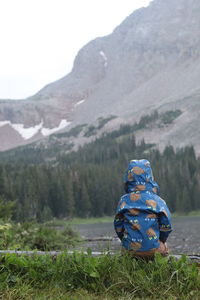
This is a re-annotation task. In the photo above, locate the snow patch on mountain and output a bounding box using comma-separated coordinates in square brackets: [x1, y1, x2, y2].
[74, 99, 85, 107]
[0, 121, 10, 127]
[0, 120, 42, 139]
[0, 119, 71, 140]
[12, 122, 43, 140]
[99, 51, 108, 67]
[41, 119, 71, 136]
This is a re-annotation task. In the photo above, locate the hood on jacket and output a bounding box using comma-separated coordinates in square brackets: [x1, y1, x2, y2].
[124, 159, 160, 194]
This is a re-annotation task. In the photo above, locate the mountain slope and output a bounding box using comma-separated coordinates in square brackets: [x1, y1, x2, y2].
[1, 0, 200, 153]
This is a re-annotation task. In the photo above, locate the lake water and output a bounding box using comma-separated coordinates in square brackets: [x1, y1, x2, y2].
[72, 216, 200, 255]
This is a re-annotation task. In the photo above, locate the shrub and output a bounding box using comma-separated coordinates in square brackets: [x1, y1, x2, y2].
[0, 221, 81, 250]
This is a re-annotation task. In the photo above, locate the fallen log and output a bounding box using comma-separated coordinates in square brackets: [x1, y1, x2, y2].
[0, 250, 114, 256]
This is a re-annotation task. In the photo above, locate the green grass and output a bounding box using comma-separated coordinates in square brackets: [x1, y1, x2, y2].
[187, 210, 200, 216]
[46, 216, 114, 226]
[172, 211, 200, 217]
[0, 252, 199, 300]
[46, 212, 200, 227]
[0, 288, 115, 300]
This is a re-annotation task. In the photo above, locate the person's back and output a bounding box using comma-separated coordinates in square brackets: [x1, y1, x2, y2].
[114, 159, 172, 259]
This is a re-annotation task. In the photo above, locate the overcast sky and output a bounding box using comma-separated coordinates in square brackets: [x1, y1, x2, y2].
[0, 0, 152, 99]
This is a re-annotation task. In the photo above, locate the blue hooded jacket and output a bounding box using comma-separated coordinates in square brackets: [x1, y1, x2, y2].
[114, 159, 172, 252]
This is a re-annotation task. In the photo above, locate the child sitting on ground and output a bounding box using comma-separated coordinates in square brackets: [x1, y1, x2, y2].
[114, 159, 172, 259]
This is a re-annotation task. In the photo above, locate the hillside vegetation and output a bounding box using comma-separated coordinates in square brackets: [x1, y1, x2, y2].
[0, 110, 199, 222]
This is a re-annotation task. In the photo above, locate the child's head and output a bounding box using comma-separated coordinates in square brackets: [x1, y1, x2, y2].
[124, 159, 160, 194]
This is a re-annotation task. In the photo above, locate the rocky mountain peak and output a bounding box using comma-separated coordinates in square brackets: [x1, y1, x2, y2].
[1, 0, 200, 153]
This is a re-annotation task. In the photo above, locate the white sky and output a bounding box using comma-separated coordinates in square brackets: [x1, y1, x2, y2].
[0, 0, 151, 99]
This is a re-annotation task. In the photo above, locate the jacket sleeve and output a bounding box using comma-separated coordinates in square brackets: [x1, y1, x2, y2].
[114, 195, 128, 240]
[114, 213, 125, 240]
[158, 211, 172, 243]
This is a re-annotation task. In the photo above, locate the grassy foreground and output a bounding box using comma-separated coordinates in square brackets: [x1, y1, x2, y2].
[0, 251, 199, 300]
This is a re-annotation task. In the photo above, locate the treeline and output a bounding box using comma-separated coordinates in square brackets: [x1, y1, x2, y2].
[0, 109, 182, 165]
[0, 127, 200, 221]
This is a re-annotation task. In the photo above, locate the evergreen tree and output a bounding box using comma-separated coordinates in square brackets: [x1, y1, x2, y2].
[0, 166, 5, 196]
[65, 176, 75, 217]
[0, 112, 200, 220]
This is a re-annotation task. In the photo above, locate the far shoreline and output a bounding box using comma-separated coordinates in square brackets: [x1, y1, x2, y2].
[45, 212, 200, 226]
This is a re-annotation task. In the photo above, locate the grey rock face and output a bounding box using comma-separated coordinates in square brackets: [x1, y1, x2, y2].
[1, 0, 200, 152]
